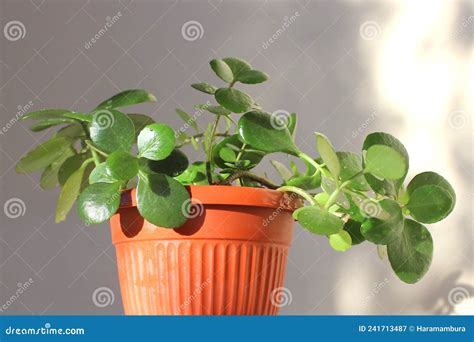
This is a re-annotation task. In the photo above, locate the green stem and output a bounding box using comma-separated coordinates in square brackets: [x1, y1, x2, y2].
[206, 115, 222, 184]
[277, 185, 317, 206]
[324, 188, 340, 209]
[176, 132, 229, 148]
[298, 151, 322, 174]
[85, 140, 108, 157]
[223, 170, 279, 189]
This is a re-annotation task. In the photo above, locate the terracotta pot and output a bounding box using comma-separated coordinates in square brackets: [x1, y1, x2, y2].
[110, 185, 301, 315]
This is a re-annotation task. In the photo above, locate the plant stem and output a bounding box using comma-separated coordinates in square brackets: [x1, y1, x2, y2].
[324, 188, 340, 209]
[176, 132, 229, 148]
[85, 140, 108, 157]
[222, 170, 280, 189]
[277, 185, 317, 205]
[206, 115, 222, 184]
[298, 151, 322, 174]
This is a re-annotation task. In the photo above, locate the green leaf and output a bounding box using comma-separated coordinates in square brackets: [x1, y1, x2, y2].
[29, 118, 76, 131]
[137, 123, 175, 161]
[215, 88, 254, 113]
[16, 136, 72, 174]
[387, 219, 433, 284]
[191, 83, 217, 94]
[293, 206, 343, 235]
[55, 160, 92, 223]
[39, 148, 75, 190]
[77, 182, 121, 224]
[213, 135, 263, 169]
[89, 162, 117, 184]
[329, 230, 352, 252]
[360, 199, 403, 245]
[58, 153, 91, 185]
[210, 59, 234, 83]
[21, 109, 73, 121]
[343, 219, 365, 245]
[286, 174, 321, 190]
[316, 133, 340, 178]
[90, 109, 135, 153]
[175, 109, 198, 132]
[62, 112, 92, 122]
[365, 145, 407, 180]
[95, 89, 157, 110]
[287, 113, 297, 136]
[238, 111, 298, 155]
[219, 147, 236, 162]
[270, 160, 292, 181]
[106, 151, 138, 182]
[337, 152, 369, 191]
[321, 176, 349, 208]
[406, 172, 455, 223]
[363, 132, 409, 195]
[128, 114, 155, 138]
[205, 105, 231, 116]
[55, 124, 85, 138]
[174, 161, 208, 185]
[136, 173, 190, 228]
[138, 149, 189, 177]
[222, 57, 251, 78]
[237, 70, 269, 84]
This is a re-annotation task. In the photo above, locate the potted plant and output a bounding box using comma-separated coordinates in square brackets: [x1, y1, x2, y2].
[15, 57, 456, 315]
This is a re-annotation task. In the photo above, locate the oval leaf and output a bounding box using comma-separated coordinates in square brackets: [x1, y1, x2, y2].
[316, 133, 340, 178]
[58, 153, 91, 185]
[343, 219, 365, 245]
[137, 123, 175, 161]
[16, 136, 72, 174]
[136, 173, 190, 228]
[329, 230, 352, 252]
[360, 199, 403, 245]
[406, 172, 455, 223]
[293, 206, 343, 235]
[365, 144, 407, 180]
[210, 59, 234, 83]
[215, 88, 254, 113]
[191, 83, 217, 94]
[238, 111, 298, 155]
[106, 151, 138, 182]
[89, 163, 117, 184]
[222, 57, 251, 78]
[337, 152, 369, 191]
[128, 114, 155, 139]
[77, 182, 121, 224]
[95, 89, 157, 110]
[90, 109, 135, 153]
[21, 109, 74, 121]
[237, 70, 269, 84]
[138, 149, 189, 177]
[387, 219, 433, 284]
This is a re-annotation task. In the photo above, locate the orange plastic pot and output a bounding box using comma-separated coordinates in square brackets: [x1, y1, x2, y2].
[110, 185, 301, 315]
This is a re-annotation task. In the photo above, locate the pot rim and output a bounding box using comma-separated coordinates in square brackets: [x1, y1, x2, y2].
[120, 185, 302, 211]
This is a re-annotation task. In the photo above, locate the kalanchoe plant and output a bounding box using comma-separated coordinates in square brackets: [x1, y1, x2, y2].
[16, 57, 456, 284]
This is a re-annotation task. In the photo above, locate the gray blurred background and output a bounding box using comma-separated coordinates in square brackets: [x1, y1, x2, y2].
[0, 0, 472, 315]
